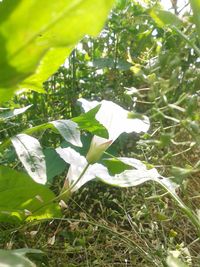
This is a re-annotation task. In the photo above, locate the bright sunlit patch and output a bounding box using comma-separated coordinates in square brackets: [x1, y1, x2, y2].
[78, 98, 150, 163]
[160, 0, 190, 15]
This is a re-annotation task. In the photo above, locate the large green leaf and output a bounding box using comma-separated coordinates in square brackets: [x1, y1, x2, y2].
[0, 249, 43, 267]
[44, 147, 67, 183]
[0, 0, 114, 102]
[149, 8, 182, 28]
[190, 0, 200, 41]
[0, 166, 61, 224]
[11, 134, 47, 184]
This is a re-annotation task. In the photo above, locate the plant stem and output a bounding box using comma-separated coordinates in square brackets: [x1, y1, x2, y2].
[159, 180, 200, 238]
[26, 163, 91, 218]
[173, 26, 200, 57]
[58, 162, 90, 200]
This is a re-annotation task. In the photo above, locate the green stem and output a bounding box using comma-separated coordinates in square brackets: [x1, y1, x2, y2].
[172, 26, 200, 57]
[58, 162, 90, 200]
[25, 163, 90, 218]
[159, 180, 200, 238]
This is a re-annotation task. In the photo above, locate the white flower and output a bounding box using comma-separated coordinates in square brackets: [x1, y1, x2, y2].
[78, 98, 150, 163]
[56, 147, 112, 191]
[56, 147, 176, 193]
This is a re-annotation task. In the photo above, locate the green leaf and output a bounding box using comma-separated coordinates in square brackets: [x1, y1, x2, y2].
[0, 105, 32, 121]
[50, 120, 82, 147]
[0, 166, 61, 224]
[0, 0, 114, 103]
[9, 248, 43, 257]
[0, 248, 43, 267]
[44, 147, 67, 182]
[0, 119, 82, 153]
[72, 105, 109, 138]
[11, 134, 47, 184]
[103, 158, 133, 175]
[25, 120, 82, 146]
[190, 0, 200, 41]
[149, 8, 182, 28]
[0, 249, 40, 267]
[91, 58, 132, 70]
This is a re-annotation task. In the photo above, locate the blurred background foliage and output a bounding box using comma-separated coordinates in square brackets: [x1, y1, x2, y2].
[0, 0, 200, 266]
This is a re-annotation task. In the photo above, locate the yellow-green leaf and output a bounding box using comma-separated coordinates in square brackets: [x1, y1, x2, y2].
[149, 8, 182, 28]
[190, 0, 200, 41]
[0, 0, 114, 102]
[0, 166, 61, 224]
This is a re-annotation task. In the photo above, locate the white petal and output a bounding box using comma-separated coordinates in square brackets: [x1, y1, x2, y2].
[89, 163, 113, 181]
[56, 147, 86, 166]
[66, 165, 94, 191]
[89, 135, 109, 147]
[78, 98, 150, 143]
[98, 168, 160, 187]
[117, 157, 148, 170]
[56, 147, 96, 191]
[56, 147, 177, 194]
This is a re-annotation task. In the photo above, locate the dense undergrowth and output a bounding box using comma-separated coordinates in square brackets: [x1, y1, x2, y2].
[0, 0, 200, 266]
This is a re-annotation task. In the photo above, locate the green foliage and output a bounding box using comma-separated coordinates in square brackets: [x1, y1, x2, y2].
[149, 8, 182, 28]
[92, 57, 132, 70]
[0, 0, 114, 102]
[0, 166, 61, 224]
[44, 147, 67, 182]
[0, 248, 43, 267]
[72, 105, 109, 138]
[190, 0, 200, 41]
[0, 0, 200, 265]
